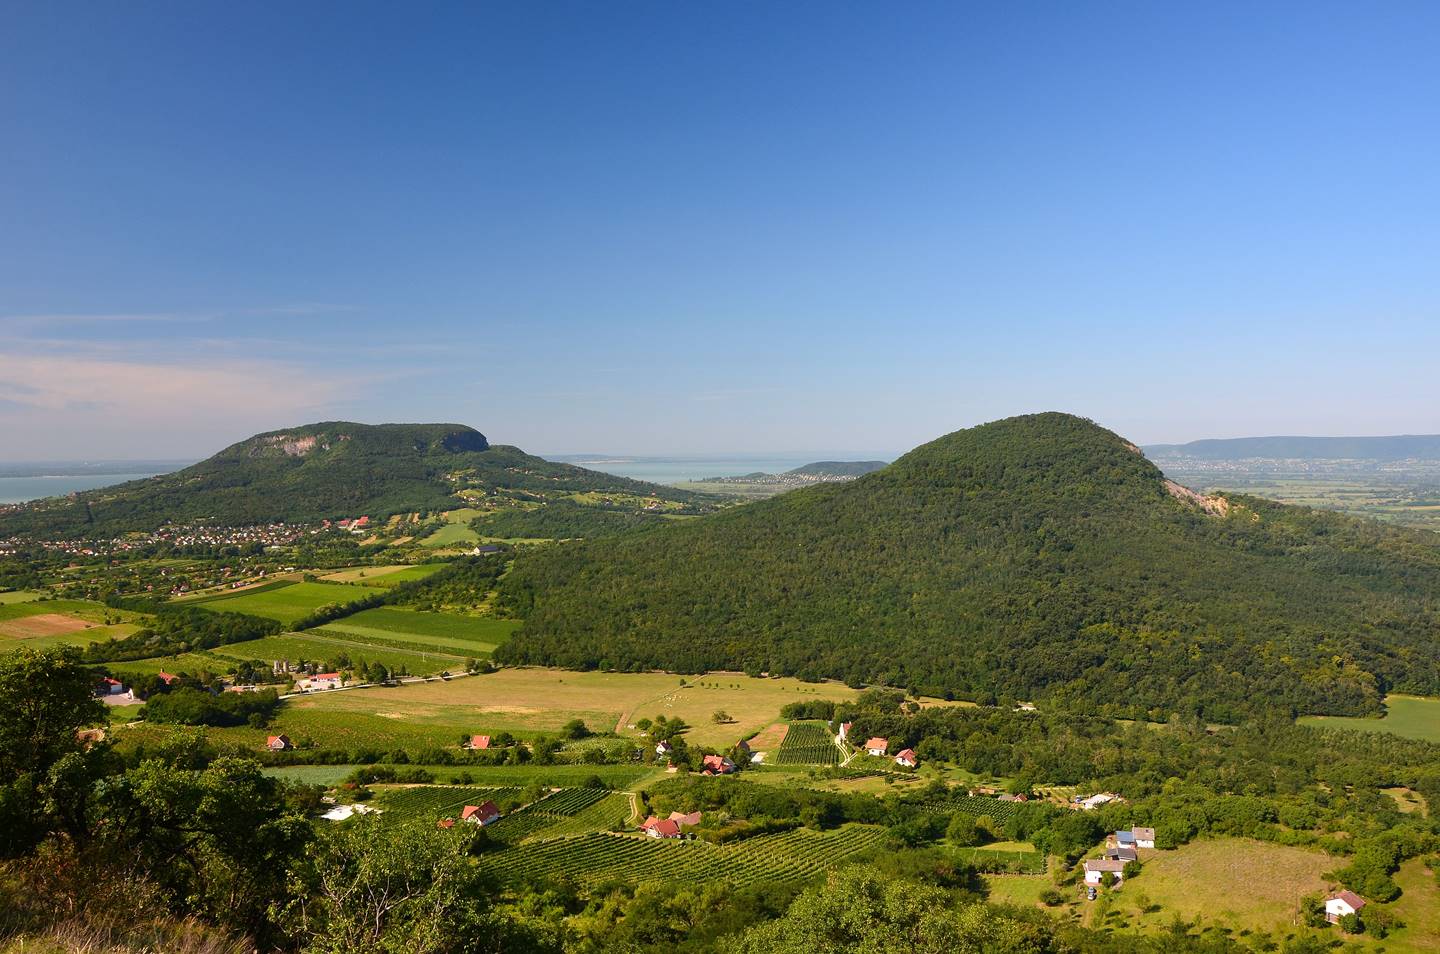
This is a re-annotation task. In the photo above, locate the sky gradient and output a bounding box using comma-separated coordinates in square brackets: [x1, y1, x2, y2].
[2, 2, 1438, 460]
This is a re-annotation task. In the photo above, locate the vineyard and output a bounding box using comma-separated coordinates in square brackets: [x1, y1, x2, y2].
[917, 794, 1019, 822]
[484, 823, 886, 885]
[771, 722, 840, 765]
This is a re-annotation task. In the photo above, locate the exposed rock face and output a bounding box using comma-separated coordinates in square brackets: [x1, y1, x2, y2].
[259, 434, 322, 457]
[1163, 478, 1230, 516]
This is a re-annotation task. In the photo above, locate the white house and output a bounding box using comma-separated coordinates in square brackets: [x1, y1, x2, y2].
[1082, 858, 1126, 886]
[1324, 891, 1366, 924]
[864, 737, 888, 757]
[836, 722, 852, 742]
[894, 748, 918, 769]
[655, 740, 673, 756]
[1132, 826, 1156, 849]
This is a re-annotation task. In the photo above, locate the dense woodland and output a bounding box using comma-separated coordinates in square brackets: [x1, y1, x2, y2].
[497, 414, 1440, 721]
[0, 422, 702, 537]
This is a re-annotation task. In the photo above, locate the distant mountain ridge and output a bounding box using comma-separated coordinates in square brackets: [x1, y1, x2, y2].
[1146, 434, 1440, 460]
[497, 412, 1440, 720]
[0, 421, 700, 538]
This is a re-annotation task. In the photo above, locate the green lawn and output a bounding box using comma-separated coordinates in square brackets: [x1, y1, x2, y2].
[1299, 695, 1440, 744]
[188, 581, 372, 625]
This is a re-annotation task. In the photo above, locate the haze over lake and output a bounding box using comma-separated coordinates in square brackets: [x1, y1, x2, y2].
[544, 453, 894, 485]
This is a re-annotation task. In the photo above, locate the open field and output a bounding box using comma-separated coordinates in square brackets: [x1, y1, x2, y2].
[319, 564, 445, 587]
[1098, 838, 1338, 936]
[317, 606, 517, 655]
[188, 581, 370, 625]
[420, 508, 485, 547]
[271, 668, 858, 748]
[1300, 694, 1440, 744]
[208, 631, 468, 673]
[1382, 857, 1440, 953]
[0, 590, 44, 605]
[0, 600, 149, 653]
[263, 763, 655, 788]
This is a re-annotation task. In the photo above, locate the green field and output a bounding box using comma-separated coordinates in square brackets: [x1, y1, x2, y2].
[0, 599, 149, 654]
[1299, 694, 1440, 743]
[188, 581, 371, 625]
[266, 763, 653, 788]
[420, 509, 485, 547]
[317, 606, 517, 656]
[320, 564, 445, 587]
[0, 590, 44, 605]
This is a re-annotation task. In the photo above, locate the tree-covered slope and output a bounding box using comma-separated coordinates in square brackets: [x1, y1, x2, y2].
[0, 421, 700, 537]
[496, 413, 1440, 721]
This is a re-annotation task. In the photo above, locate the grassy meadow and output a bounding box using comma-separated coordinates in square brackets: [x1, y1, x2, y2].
[420, 508, 485, 547]
[318, 606, 517, 655]
[0, 599, 149, 653]
[1299, 694, 1440, 744]
[187, 580, 371, 625]
[320, 564, 445, 587]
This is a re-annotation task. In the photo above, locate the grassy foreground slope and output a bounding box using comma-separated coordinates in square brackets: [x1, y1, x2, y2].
[498, 413, 1440, 721]
[0, 421, 700, 537]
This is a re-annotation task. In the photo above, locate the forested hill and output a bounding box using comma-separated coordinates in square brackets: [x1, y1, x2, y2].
[496, 412, 1440, 722]
[1146, 433, 1440, 460]
[0, 421, 700, 537]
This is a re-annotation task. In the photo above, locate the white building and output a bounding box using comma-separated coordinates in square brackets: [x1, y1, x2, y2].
[1324, 891, 1366, 924]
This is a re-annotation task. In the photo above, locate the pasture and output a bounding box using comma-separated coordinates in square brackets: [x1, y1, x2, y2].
[1099, 839, 1338, 935]
[0, 590, 44, 605]
[207, 631, 468, 674]
[274, 668, 858, 749]
[320, 564, 445, 587]
[1299, 694, 1440, 744]
[189, 581, 370, 625]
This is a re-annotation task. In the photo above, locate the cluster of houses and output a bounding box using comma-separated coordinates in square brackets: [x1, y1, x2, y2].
[1082, 828, 1155, 887]
[836, 724, 919, 769]
[640, 810, 703, 839]
[654, 740, 737, 775]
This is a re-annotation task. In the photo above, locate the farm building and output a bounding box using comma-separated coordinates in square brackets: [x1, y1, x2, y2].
[837, 721, 852, 741]
[156, 672, 178, 686]
[1105, 845, 1138, 863]
[1132, 827, 1156, 848]
[467, 734, 491, 750]
[266, 735, 292, 751]
[701, 754, 735, 775]
[864, 737, 888, 757]
[1077, 792, 1120, 811]
[1324, 891, 1366, 923]
[97, 677, 126, 696]
[437, 818, 455, 829]
[894, 748, 918, 768]
[641, 816, 682, 839]
[461, 801, 501, 826]
[668, 810, 702, 827]
[306, 672, 342, 691]
[1083, 858, 1126, 885]
[655, 740, 674, 756]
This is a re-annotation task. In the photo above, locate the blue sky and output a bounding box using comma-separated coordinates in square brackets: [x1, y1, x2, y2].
[2, 2, 1437, 459]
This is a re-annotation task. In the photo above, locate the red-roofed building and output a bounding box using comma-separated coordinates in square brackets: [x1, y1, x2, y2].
[641, 816, 682, 839]
[266, 735, 292, 751]
[701, 754, 735, 776]
[437, 818, 455, 829]
[894, 748, 918, 768]
[668, 810, 702, 827]
[864, 737, 888, 757]
[467, 735, 491, 750]
[1325, 891, 1366, 923]
[837, 722, 852, 741]
[461, 801, 501, 826]
[98, 677, 125, 695]
[156, 672, 178, 686]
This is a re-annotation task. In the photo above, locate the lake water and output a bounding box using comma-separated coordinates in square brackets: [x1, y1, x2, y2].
[0, 473, 165, 505]
[545, 454, 892, 485]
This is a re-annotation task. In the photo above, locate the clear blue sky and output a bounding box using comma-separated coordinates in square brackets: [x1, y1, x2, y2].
[2, 2, 1437, 460]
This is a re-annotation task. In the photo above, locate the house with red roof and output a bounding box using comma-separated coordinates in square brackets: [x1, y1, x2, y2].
[837, 722, 852, 742]
[894, 748, 918, 769]
[437, 818, 455, 829]
[864, 737, 888, 757]
[156, 672, 178, 686]
[640, 816, 682, 839]
[467, 734, 491, 750]
[668, 810, 702, 827]
[266, 734, 292, 751]
[1325, 891, 1366, 923]
[307, 672, 342, 691]
[461, 801, 501, 826]
[701, 754, 735, 775]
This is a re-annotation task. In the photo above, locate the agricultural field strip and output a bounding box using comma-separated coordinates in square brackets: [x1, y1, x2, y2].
[209, 632, 467, 664]
[309, 625, 491, 657]
[375, 786, 525, 821]
[773, 721, 840, 765]
[485, 824, 886, 885]
[917, 795, 1019, 821]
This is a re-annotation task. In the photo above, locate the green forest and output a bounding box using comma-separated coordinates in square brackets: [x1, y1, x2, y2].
[497, 414, 1440, 721]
